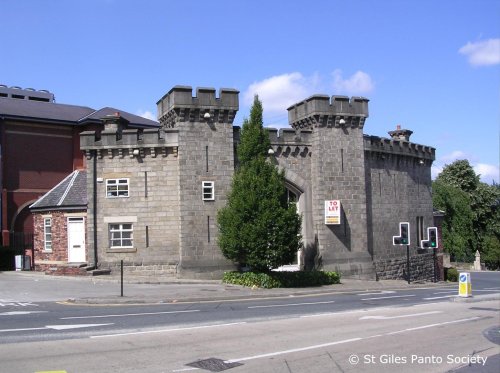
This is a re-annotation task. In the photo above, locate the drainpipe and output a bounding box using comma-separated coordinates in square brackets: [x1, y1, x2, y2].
[93, 150, 98, 268]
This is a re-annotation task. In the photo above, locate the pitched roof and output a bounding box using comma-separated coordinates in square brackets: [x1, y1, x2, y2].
[0, 97, 159, 128]
[30, 170, 87, 211]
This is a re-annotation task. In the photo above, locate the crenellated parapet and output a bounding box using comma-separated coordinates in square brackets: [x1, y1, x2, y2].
[157, 86, 239, 128]
[80, 114, 179, 160]
[364, 135, 435, 165]
[288, 95, 369, 130]
[267, 128, 312, 158]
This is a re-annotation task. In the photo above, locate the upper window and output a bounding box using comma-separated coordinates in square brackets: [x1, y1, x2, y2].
[106, 178, 129, 198]
[44, 218, 52, 251]
[202, 181, 215, 201]
[109, 223, 133, 248]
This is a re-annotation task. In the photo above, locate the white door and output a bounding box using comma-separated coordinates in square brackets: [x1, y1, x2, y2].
[68, 217, 86, 263]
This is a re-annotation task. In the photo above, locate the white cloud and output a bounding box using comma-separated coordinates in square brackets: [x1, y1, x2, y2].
[244, 72, 319, 114]
[432, 150, 498, 184]
[474, 163, 499, 184]
[441, 150, 468, 163]
[332, 69, 374, 95]
[459, 38, 500, 66]
[137, 110, 156, 121]
[243, 70, 375, 119]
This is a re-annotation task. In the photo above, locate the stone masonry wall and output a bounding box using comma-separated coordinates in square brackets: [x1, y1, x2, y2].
[364, 135, 435, 281]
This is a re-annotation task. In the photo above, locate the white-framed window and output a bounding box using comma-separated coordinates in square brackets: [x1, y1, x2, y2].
[202, 181, 215, 201]
[106, 178, 129, 198]
[109, 223, 134, 248]
[43, 218, 52, 251]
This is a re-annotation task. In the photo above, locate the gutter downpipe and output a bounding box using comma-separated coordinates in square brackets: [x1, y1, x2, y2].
[93, 149, 98, 269]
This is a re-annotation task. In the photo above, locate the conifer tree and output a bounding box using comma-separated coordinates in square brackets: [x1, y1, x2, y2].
[218, 95, 302, 272]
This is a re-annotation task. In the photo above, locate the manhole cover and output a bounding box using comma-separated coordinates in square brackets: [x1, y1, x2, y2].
[483, 325, 500, 345]
[186, 358, 243, 372]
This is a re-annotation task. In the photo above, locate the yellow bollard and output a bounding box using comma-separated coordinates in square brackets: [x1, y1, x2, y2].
[458, 272, 472, 297]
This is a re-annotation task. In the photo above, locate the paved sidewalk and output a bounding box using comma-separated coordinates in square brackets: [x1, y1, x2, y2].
[0, 271, 455, 305]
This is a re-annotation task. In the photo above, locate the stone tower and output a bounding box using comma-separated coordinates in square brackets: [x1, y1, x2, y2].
[156, 86, 239, 278]
[288, 95, 374, 277]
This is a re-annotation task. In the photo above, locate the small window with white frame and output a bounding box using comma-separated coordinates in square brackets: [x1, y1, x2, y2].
[43, 218, 52, 251]
[109, 223, 134, 248]
[202, 181, 215, 201]
[106, 178, 129, 198]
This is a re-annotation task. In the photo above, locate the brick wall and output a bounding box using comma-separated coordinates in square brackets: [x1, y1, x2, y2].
[33, 210, 87, 273]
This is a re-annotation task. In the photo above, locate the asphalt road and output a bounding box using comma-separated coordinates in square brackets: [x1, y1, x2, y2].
[0, 298, 498, 373]
[0, 272, 498, 372]
[0, 272, 498, 344]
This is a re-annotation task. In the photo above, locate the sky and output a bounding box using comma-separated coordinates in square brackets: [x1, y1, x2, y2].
[1, 0, 499, 184]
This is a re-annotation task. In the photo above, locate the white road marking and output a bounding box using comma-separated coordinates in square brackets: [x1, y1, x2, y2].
[0, 323, 113, 333]
[220, 317, 481, 366]
[359, 311, 442, 320]
[360, 295, 416, 301]
[248, 301, 335, 309]
[61, 309, 200, 320]
[227, 338, 363, 363]
[356, 291, 395, 296]
[484, 287, 500, 290]
[0, 300, 39, 307]
[423, 295, 456, 300]
[0, 311, 48, 316]
[92, 322, 246, 339]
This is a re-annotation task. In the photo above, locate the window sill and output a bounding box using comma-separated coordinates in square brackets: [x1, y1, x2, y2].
[106, 247, 137, 253]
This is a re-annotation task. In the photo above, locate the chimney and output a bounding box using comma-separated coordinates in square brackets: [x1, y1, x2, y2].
[388, 124, 413, 141]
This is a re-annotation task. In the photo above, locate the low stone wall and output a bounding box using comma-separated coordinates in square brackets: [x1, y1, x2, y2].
[375, 250, 435, 281]
[100, 261, 179, 278]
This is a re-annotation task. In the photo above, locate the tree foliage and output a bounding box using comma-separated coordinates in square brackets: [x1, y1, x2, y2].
[434, 160, 500, 268]
[432, 180, 474, 261]
[217, 95, 302, 272]
[236, 96, 271, 166]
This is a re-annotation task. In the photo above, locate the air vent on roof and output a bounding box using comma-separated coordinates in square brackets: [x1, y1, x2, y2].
[0, 86, 55, 102]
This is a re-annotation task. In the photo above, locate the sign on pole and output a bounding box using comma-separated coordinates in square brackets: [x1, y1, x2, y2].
[325, 200, 341, 225]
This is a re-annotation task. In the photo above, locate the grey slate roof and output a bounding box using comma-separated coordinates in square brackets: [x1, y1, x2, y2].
[0, 97, 159, 128]
[30, 170, 87, 211]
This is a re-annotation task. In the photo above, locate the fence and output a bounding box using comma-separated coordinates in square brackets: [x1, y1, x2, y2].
[1, 232, 34, 270]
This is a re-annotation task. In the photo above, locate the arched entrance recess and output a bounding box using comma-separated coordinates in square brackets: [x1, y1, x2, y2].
[282, 168, 314, 270]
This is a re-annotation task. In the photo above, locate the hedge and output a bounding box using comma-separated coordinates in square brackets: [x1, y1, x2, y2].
[222, 270, 341, 289]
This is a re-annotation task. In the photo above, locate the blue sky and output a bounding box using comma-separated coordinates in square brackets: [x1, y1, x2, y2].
[2, 0, 499, 183]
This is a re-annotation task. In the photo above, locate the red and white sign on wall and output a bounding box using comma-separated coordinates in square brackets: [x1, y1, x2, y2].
[324, 200, 341, 225]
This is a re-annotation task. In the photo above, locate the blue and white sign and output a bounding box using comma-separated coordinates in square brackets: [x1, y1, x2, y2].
[458, 272, 472, 297]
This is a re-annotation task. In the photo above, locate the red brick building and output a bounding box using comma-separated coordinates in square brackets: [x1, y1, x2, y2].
[0, 85, 158, 263]
[30, 170, 88, 274]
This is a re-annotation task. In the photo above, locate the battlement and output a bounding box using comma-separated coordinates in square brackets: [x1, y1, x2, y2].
[363, 135, 435, 163]
[157, 86, 239, 127]
[80, 126, 179, 160]
[288, 95, 369, 130]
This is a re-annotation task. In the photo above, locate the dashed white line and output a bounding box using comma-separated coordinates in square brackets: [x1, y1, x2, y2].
[360, 295, 416, 301]
[423, 295, 456, 300]
[359, 311, 442, 320]
[61, 309, 200, 320]
[248, 301, 335, 309]
[221, 316, 481, 365]
[91, 322, 246, 338]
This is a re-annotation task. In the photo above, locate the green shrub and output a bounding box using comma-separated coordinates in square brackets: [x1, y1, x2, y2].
[222, 270, 341, 289]
[446, 267, 459, 282]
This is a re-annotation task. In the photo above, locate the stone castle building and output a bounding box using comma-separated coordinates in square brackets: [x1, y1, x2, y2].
[79, 86, 436, 280]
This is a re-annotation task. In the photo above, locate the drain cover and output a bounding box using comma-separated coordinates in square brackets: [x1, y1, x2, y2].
[186, 358, 243, 372]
